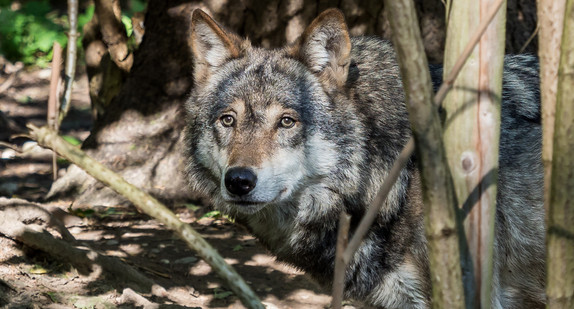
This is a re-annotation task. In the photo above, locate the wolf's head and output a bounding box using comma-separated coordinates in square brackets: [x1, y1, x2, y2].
[185, 9, 363, 215]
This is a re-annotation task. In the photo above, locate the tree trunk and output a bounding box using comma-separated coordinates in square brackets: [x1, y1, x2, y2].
[547, 0, 574, 306]
[49, 0, 538, 207]
[384, 0, 465, 306]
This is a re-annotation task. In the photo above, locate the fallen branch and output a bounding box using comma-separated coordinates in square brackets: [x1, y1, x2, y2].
[27, 125, 264, 309]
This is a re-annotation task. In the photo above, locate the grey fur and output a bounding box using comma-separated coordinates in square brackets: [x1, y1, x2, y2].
[185, 9, 545, 308]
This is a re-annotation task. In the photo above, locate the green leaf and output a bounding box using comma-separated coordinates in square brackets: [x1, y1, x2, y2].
[121, 15, 133, 37]
[77, 5, 94, 30]
[201, 210, 222, 219]
[62, 135, 82, 146]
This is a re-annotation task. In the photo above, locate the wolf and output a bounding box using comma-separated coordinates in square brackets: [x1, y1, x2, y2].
[184, 8, 546, 309]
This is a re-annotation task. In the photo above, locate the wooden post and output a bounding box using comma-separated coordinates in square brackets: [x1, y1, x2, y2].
[547, 0, 574, 306]
[536, 0, 567, 211]
[442, 0, 506, 307]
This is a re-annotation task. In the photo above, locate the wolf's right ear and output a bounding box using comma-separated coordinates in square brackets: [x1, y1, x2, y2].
[190, 9, 243, 83]
[288, 9, 351, 91]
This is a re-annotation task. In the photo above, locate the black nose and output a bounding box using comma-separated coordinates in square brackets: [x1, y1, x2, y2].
[224, 167, 257, 196]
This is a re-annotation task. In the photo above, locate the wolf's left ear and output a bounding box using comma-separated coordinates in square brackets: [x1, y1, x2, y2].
[289, 9, 351, 90]
[190, 9, 244, 83]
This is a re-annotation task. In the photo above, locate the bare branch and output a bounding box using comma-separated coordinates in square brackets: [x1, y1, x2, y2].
[343, 138, 415, 262]
[58, 0, 80, 125]
[331, 212, 351, 309]
[48, 42, 63, 180]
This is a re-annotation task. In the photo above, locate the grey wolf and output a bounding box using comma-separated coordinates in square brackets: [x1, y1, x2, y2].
[184, 8, 545, 308]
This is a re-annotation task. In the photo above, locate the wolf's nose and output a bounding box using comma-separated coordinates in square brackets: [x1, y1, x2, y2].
[224, 167, 257, 196]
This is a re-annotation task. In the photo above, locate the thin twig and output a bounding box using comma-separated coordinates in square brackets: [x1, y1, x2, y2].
[0, 72, 19, 94]
[58, 0, 79, 125]
[0, 141, 23, 152]
[342, 138, 415, 263]
[434, 0, 505, 106]
[519, 23, 539, 54]
[48, 42, 63, 181]
[27, 125, 264, 309]
[331, 212, 351, 309]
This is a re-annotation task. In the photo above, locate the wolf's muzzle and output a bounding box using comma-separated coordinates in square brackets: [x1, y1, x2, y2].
[224, 167, 257, 196]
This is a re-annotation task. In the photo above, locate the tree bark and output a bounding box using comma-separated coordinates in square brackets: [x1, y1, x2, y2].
[384, 0, 464, 307]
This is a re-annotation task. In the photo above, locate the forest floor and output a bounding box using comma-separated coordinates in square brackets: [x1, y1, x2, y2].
[0, 66, 336, 308]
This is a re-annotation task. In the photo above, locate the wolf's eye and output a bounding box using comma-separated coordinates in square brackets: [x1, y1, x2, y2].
[220, 115, 235, 127]
[279, 117, 296, 128]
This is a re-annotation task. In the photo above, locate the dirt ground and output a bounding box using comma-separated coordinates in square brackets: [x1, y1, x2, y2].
[0, 65, 334, 308]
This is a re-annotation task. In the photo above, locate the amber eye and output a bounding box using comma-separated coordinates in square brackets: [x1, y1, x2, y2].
[279, 117, 296, 128]
[220, 115, 235, 127]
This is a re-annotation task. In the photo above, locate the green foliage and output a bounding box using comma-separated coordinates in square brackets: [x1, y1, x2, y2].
[201, 210, 223, 219]
[0, 0, 94, 67]
[0, 0, 147, 67]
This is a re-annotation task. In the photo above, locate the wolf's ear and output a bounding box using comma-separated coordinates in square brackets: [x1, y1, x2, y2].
[190, 9, 243, 83]
[289, 9, 351, 90]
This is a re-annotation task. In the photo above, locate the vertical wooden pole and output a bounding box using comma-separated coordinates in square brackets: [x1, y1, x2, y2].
[442, 0, 506, 307]
[537, 0, 567, 212]
[547, 0, 574, 307]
